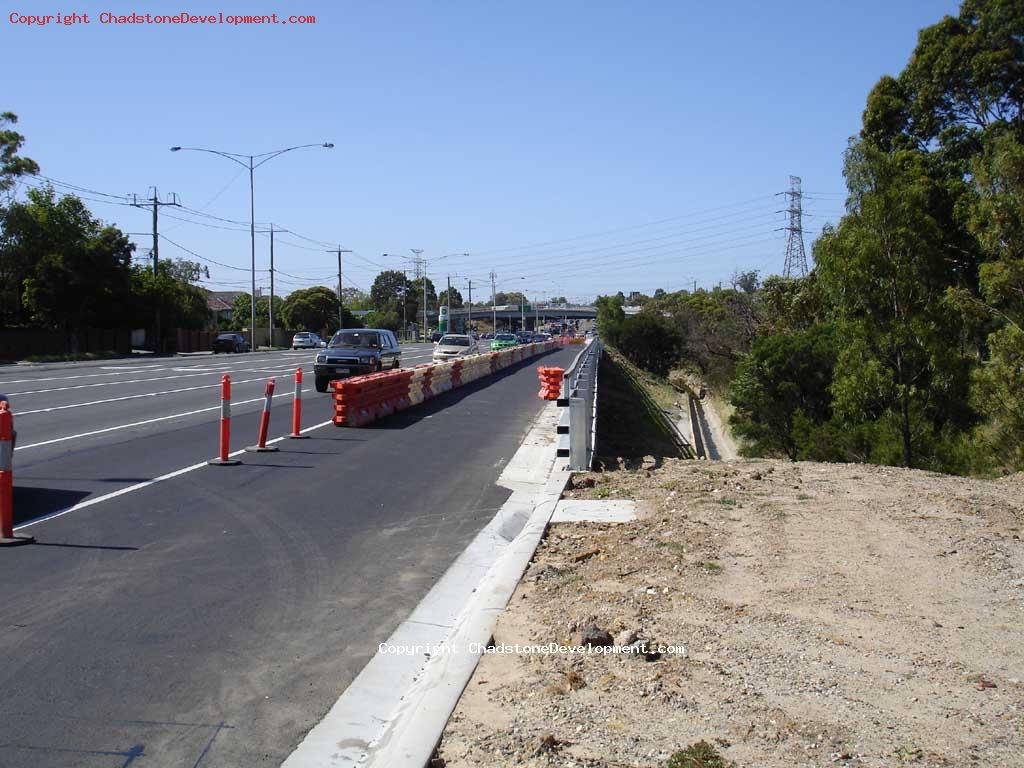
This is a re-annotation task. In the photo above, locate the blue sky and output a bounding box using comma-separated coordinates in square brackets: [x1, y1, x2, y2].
[4, 1, 961, 302]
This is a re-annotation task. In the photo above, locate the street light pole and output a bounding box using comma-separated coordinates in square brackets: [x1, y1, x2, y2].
[170, 142, 334, 351]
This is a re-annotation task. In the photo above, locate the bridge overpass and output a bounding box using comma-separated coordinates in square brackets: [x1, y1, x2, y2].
[448, 303, 596, 332]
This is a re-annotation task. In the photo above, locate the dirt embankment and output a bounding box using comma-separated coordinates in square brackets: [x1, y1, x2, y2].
[438, 459, 1024, 767]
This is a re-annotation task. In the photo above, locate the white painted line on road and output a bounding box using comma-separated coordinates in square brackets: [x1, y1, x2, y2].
[14, 388, 313, 451]
[5, 365, 313, 397]
[13, 417, 336, 532]
[15, 374, 310, 416]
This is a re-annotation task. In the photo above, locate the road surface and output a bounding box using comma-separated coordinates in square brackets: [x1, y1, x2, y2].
[0, 343, 573, 767]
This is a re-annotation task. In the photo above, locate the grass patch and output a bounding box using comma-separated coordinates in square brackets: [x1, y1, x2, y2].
[719, 497, 737, 507]
[666, 741, 728, 768]
[699, 561, 723, 574]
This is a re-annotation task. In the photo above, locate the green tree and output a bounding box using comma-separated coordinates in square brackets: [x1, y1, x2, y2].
[729, 325, 838, 460]
[17, 192, 134, 348]
[438, 286, 463, 309]
[341, 286, 371, 310]
[0, 111, 39, 204]
[280, 285, 355, 334]
[815, 144, 975, 468]
[370, 270, 416, 319]
[595, 293, 625, 343]
[410, 276, 437, 316]
[616, 313, 682, 376]
[129, 259, 211, 338]
[493, 291, 526, 306]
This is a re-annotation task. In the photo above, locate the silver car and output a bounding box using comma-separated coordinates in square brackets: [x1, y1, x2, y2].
[433, 334, 479, 362]
[292, 332, 323, 349]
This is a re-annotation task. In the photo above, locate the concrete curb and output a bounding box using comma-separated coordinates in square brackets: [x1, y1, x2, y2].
[281, 402, 570, 768]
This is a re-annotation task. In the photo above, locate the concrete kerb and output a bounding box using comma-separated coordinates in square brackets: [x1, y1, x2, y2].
[281, 401, 570, 768]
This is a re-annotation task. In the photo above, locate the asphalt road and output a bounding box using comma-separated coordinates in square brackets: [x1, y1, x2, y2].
[0, 343, 575, 767]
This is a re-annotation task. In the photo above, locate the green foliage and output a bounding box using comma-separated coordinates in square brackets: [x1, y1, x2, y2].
[129, 259, 211, 333]
[493, 290, 526, 306]
[615, 313, 682, 376]
[9, 187, 134, 340]
[280, 286, 346, 334]
[370, 270, 416, 319]
[360, 309, 399, 331]
[729, 324, 838, 460]
[665, 741, 727, 768]
[438, 287, 463, 308]
[341, 287, 371, 310]
[595, 294, 625, 342]
[0, 111, 39, 203]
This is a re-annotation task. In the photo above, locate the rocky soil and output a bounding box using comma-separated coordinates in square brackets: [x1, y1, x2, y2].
[437, 459, 1024, 767]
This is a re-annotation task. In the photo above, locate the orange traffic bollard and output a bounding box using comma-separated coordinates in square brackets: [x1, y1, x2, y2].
[0, 402, 33, 546]
[246, 378, 279, 452]
[288, 368, 308, 439]
[209, 374, 241, 466]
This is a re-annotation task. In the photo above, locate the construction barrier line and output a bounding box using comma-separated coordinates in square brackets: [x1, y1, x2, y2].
[332, 342, 558, 427]
[0, 401, 33, 546]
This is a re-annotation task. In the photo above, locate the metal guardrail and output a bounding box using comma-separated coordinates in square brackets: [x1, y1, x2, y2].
[556, 338, 603, 470]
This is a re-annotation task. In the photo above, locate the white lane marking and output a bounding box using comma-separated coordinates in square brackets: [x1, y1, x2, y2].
[13, 418, 337, 532]
[0, 367, 177, 386]
[5, 365, 312, 397]
[14, 388, 314, 451]
[15, 374, 303, 416]
[0, 351, 305, 386]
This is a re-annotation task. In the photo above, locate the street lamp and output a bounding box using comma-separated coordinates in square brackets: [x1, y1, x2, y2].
[170, 142, 333, 350]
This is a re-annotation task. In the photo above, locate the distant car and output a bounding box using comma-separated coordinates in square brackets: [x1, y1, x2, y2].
[432, 334, 479, 362]
[212, 333, 250, 353]
[430, 332, 444, 343]
[291, 332, 322, 350]
[481, 332, 495, 340]
[314, 328, 401, 392]
[531, 333, 549, 343]
[490, 333, 518, 351]
[515, 331, 533, 344]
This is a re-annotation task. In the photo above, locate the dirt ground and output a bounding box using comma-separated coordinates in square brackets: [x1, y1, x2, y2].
[437, 458, 1024, 767]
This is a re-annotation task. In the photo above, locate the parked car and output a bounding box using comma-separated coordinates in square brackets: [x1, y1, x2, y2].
[314, 328, 401, 392]
[212, 333, 250, 353]
[490, 333, 518, 351]
[291, 332, 322, 350]
[432, 334, 479, 362]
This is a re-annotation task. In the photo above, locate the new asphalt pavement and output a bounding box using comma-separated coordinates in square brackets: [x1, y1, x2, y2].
[0, 343, 575, 767]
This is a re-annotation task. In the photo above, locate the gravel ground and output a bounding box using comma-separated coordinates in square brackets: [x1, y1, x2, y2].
[437, 458, 1024, 768]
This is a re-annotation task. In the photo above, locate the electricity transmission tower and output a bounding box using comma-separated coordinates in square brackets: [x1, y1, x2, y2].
[778, 175, 808, 278]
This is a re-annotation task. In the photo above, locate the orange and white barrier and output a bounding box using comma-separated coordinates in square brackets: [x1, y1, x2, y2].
[332, 341, 558, 427]
[247, 379, 279, 452]
[209, 374, 241, 466]
[289, 368, 308, 439]
[0, 402, 33, 546]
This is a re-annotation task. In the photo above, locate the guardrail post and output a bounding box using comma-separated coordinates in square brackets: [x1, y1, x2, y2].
[0, 402, 33, 546]
[569, 395, 587, 471]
